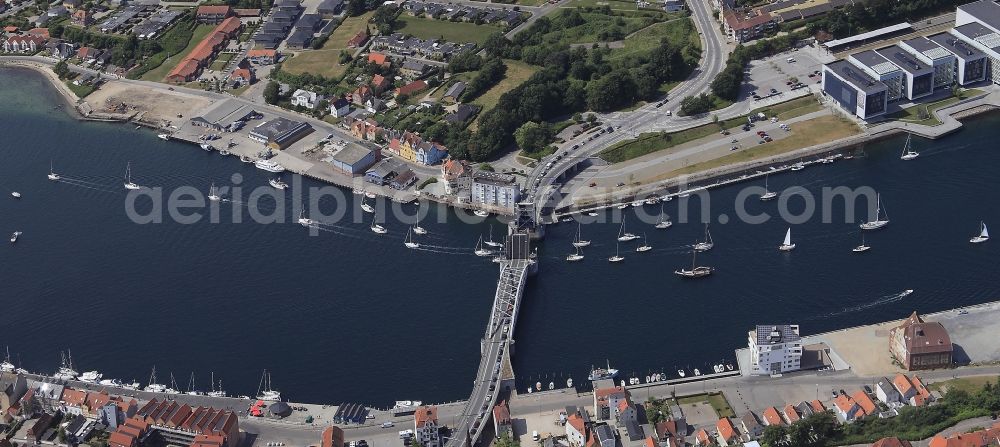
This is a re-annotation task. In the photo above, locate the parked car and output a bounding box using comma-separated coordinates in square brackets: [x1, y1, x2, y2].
[382, 422, 394, 428]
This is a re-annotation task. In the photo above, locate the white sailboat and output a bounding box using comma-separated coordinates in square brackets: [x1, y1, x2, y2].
[1, 347, 15, 373]
[10, 232, 21, 243]
[370, 212, 387, 234]
[617, 217, 639, 242]
[970, 221, 990, 244]
[297, 210, 316, 227]
[693, 224, 714, 252]
[655, 204, 673, 229]
[485, 225, 503, 247]
[256, 370, 281, 402]
[572, 222, 591, 247]
[361, 197, 375, 213]
[675, 248, 713, 278]
[860, 194, 890, 230]
[778, 227, 796, 251]
[566, 245, 584, 262]
[208, 182, 221, 201]
[608, 243, 625, 263]
[853, 232, 870, 252]
[124, 162, 141, 190]
[900, 134, 919, 161]
[185, 372, 203, 395]
[760, 174, 777, 201]
[47, 161, 60, 181]
[54, 350, 79, 380]
[144, 366, 167, 393]
[404, 226, 420, 249]
[636, 233, 652, 252]
[207, 372, 227, 398]
[413, 223, 428, 235]
[474, 235, 493, 257]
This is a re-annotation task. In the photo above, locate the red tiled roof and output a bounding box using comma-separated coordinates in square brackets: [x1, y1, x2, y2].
[833, 394, 856, 414]
[26, 27, 49, 38]
[232, 67, 253, 80]
[695, 429, 710, 445]
[233, 8, 260, 16]
[872, 437, 913, 447]
[368, 52, 388, 66]
[810, 400, 826, 413]
[928, 422, 1000, 447]
[414, 406, 437, 427]
[853, 391, 877, 416]
[493, 401, 511, 425]
[617, 399, 631, 413]
[395, 80, 427, 96]
[644, 436, 657, 447]
[912, 376, 931, 399]
[894, 374, 914, 397]
[3, 26, 18, 32]
[762, 407, 783, 426]
[62, 388, 87, 406]
[717, 417, 737, 441]
[567, 412, 586, 434]
[197, 5, 232, 15]
[109, 431, 136, 447]
[247, 49, 276, 58]
[724, 8, 774, 30]
[783, 404, 800, 423]
[216, 16, 242, 35]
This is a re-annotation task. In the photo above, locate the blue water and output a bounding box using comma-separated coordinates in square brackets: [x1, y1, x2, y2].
[2, 67, 999, 405]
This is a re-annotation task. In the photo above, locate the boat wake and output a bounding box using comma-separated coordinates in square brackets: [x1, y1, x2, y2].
[813, 289, 914, 319]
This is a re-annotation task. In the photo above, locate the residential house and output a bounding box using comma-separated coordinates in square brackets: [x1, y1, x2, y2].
[594, 424, 616, 447]
[809, 400, 826, 414]
[593, 386, 629, 421]
[852, 391, 877, 418]
[876, 377, 902, 406]
[347, 30, 368, 48]
[440, 158, 470, 194]
[330, 98, 351, 117]
[47, 5, 67, 17]
[471, 170, 520, 211]
[291, 89, 323, 109]
[286, 28, 313, 49]
[761, 407, 783, 427]
[351, 118, 382, 141]
[27, 412, 55, 442]
[371, 74, 391, 94]
[26, 28, 49, 39]
[493, 400, 512, 439]
[1, 374, 27, 416]
[71, 9, 92, 26]
[62, 0, 80, 10]
[794, 402, 815, 419]
[415, 141, 447, 165]
[910, 376, 933, 407]
[565, 408, 591, 447]
[927, 422, 1000, 447]
[400, 59, 429, 77]
[317, 0, 344, 18]
[716, 417, 739, 446]
[196, 5, 234, 24]
[694, 429, 711, 446]
[889, 311, 953, 370]
[230, 67, 255, 84]
[365, 97, 386, 113]
[871, 437, 912, 447]
[739, 412, 763, 441]
[234, 8, 262, 17]
[445, 103, 478, 123]
[747, 324, 802, 375]
[368, 51, 390, 67]
[322, 426, 345, 447]
[832, 394, 860, 422]
[247, 49, 279, 64]
[3, 35, 46, 53]
[721, 6, 776, 43]
[414, 406, 440, 447]
[391, 169, 417, 189]
[61, 387, 88, 415]
[892, 374, 917, 402]
[654, 419, 686, 445]
[394, 80, 427, 97]
[782, 405, 800, 424]
[166, 16, 243, 83]
[443, 81, 465, 102]
[351, 85, 373, 105]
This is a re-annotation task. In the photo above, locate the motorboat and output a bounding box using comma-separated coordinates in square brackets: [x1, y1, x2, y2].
[473, 209, 489, 217]
[269, 178, 288, 190]
[78, 370, 102, 383]
[361, 198, 375, 213]
[675, 249, 713, 278]
[790, 162, 805, 171]
[413, 225, 428, 235]
[970, 221, 989, 244]
[566, 246, 584, 262]
[860, 193, 889, 230]
[10, 232, 21, 243]
[586, 212, 599, 217]
[617, 204, 628, 209]
[240, 155, 253, 163]
[572, 222, 591, 247]
[636, 233, 652, 252]
[200, 143, 213, 151]
[208, 183, 221, 202]
[608, 243, 625, 263]
[297, 210, 316, 227]
[404, 227, 420, 249]
[588, 361, 619, 381]
[124, 162, 141, 190]
[900, 134, 919, 161]
[693, 369, 701, 376]
[693, 224, 714, 252]
[474, 236, 493, 257]
[370, 212, 387, 234]
[760, 174, 777, 201]
[353, 188, 365, 196]
[778, 227, 796, 251]
[157, 134, 170, 140]
[257, 370, 281, 402]
[566, 378, 574, 388]
[631, 200, 644, 207]
[48, 161, 60, 181]
[726, 364, 734, 371]
[255, 159, 286, 173]
[617, 218, 639, 242]
[121, 381, 141, 390]
[365, 191, 377, 199]
[677, 369, 685, 378]
[219, 149, 231, 156]
[98, 378, 124, 388]
[10, 191, 20, 198]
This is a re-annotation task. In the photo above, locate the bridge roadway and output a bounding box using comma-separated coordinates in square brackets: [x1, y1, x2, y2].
[446, 257, 531, 447]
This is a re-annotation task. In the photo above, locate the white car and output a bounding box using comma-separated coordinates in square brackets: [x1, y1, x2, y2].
[665, 110, 672, 116]
[382, 422, 395, 428]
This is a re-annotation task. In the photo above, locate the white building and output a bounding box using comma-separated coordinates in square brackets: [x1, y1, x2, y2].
[875, 377, 902, 406]
[848, 50, 905, 103]
[414, 406, 440, 447]
[899, 36, 958, 90]
[747, 325, 802, 375]
[471, 171, 521, 211]
[954, 0, 1000, 84]
[290, 89, 323, 109]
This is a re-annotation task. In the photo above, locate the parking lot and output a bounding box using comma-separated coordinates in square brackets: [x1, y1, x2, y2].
[742, 46, 835, 104]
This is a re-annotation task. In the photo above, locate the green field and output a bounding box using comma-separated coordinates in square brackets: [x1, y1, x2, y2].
[65, 80, 96, 98]
[327, 11, 374, 48]
[209, 52, 235, 71]
[141, 24, 215, 81]
[600, 117, 745, 162]
[394, 14, 503, 44]
[676, 393, 735, 418]
[281, 48, 351, 79]
[538, 10, 668, 46]
[749, 94, 822, 120]
[607, 18, 692, 62]
[469, 59, 539, 129]
[563, 0, 640, 10]
[889, 89, 984, 126]
[929, 375, 1000, 394]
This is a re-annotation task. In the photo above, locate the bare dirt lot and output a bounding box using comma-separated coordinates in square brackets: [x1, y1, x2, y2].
[86, 82, 214, 126]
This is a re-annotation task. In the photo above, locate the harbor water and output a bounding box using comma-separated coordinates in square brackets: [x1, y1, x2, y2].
[2, 67, 1000, 405]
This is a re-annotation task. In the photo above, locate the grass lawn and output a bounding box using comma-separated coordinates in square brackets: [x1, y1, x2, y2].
[469, 59, 539, 128]
[230, 83, 252, 96]
[535, 10, 664, 46]
[517, 0, 548, 5]
[563, 0, 640, 9]
[326, 11, 374, 48]
[65, 81, 96, 98]
[394, 15, 502, 45]
[663, 114, 860, 177]
[889, 89, 984, 126]
[209, 52, 235, 71]
[676, 393, 735, 418]
[600, 117, 745, 162]
[141, 24, 215, 81]
[749, 94, 822, 120]
[928, 375, 999, 394]
[607, 18, 692, 62]
[281, 49, 351, 79]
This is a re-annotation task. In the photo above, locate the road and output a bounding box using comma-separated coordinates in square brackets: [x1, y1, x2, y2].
[524, 0, 731, 209]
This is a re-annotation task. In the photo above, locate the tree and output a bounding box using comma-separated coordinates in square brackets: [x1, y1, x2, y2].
[263, 81, 280, 104]
[760, 424, 787, 447]
[586, 113, 597, 124]
[514, 121, 553, 154]
[53, 60, 70, 79]
[495, 434, 519, 447]
[482, 32, 510, 58]
[347, 0, 367, 16]
[448, 51, 483, 73]
[680, 93, 713, 116]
